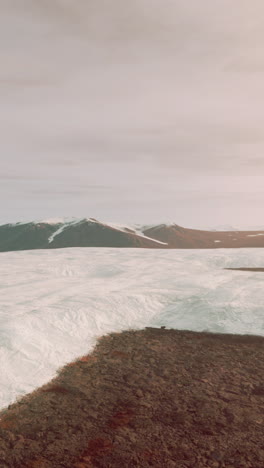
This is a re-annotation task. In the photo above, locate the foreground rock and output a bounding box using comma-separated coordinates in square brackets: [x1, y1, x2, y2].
[0, 328, 263, 467]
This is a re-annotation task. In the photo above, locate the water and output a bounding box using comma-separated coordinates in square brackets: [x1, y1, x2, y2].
[0, 247, 263, 409]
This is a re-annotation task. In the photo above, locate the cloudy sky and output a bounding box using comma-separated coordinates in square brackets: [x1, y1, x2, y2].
[1, 0, 264, 227]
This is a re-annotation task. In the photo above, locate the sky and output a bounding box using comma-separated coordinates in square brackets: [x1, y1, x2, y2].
[1, 0, 264, 228]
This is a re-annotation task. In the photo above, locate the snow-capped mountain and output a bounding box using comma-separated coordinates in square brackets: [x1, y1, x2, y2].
[1, 218, 264, 252]
[0, 218, 167, 252]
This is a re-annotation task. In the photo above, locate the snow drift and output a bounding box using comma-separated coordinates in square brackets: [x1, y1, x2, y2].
[0, 247, 264, 409]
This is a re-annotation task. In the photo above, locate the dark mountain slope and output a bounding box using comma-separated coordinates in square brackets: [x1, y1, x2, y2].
[0, 219, 166, 252]
[48, 219, 166, 249]
[0, 222, 62, 252]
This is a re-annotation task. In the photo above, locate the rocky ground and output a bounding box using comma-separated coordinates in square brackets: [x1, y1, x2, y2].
[0, 328, 263, 468]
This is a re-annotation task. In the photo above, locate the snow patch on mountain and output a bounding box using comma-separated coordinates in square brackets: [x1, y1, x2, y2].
[206, 225, 239, 232]
[4, 218, 264, 234]
[47, 219, 169, 246]
[48, 224, 69, 243]
[247, 233, 264, 237]
[48, 218, 90, 243]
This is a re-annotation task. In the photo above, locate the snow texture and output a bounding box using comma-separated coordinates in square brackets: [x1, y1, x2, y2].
[0, 248, 264, 409]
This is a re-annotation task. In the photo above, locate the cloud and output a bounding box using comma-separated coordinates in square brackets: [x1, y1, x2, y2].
[1, 1, 264, 224]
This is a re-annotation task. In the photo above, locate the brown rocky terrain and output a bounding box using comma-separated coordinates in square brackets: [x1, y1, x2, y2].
[144, 224, 264, 249]
[0, 328, 263, 467]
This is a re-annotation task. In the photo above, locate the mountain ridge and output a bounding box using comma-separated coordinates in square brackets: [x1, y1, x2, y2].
[1, 217, 264, 252]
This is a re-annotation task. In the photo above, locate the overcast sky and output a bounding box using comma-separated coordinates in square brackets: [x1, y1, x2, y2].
[1, 0, 264, 227]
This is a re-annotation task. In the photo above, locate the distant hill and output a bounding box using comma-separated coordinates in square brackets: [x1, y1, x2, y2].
[1, 218, 264, 252]
[144, 223, 264, 248]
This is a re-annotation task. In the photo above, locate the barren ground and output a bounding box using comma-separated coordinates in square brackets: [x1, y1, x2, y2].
[0, 328, 263, 467]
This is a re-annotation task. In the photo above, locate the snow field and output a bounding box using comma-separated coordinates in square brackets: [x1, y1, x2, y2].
[0, 247, 264, 409]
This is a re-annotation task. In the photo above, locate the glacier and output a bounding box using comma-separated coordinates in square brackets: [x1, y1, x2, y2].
[0, 247, 264, 409]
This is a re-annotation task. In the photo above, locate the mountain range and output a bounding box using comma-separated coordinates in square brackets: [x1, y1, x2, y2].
[1, 218, 264, 252]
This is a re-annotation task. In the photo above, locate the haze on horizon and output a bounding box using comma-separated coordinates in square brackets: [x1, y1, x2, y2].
[1, 0, 264, 228]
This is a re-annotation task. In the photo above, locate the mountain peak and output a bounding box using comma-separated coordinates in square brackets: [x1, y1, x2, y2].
[0, 218, 264, 252]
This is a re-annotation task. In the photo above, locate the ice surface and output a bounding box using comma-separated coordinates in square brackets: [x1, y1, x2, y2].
[0, 248, 264, 409]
